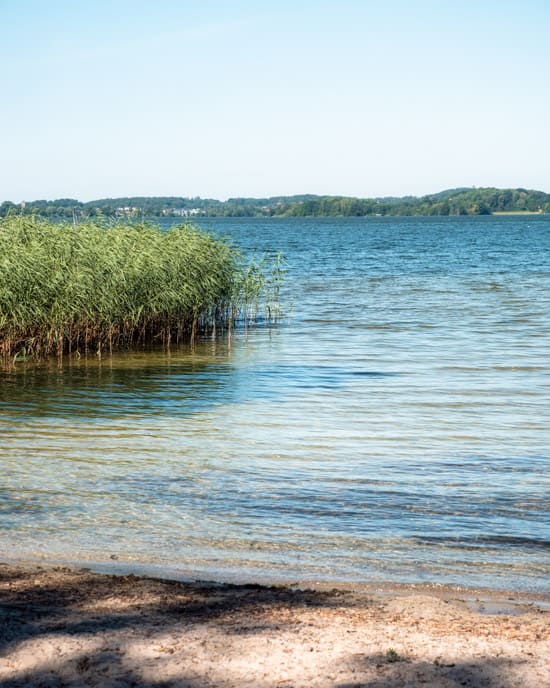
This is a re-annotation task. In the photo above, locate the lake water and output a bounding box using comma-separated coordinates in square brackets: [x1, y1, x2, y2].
[1, 216, 549, 592]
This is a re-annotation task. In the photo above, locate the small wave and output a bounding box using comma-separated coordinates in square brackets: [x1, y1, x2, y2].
[413, 535, 550, 551]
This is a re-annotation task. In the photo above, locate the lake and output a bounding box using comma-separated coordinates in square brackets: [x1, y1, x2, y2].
[1, 215, 549, 592]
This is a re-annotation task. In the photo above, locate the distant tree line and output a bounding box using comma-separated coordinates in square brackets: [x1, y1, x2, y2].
[1, 187, 549, 219]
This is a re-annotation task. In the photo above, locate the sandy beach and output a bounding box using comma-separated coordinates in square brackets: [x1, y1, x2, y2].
[0, 563, 547, 687]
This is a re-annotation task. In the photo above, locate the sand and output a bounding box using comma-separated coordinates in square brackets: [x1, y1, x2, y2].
[0, 563, 548, 687]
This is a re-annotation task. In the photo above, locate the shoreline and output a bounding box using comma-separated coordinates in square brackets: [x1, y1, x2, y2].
[3, 552, 549, 605]
[1, 561, 548, 687]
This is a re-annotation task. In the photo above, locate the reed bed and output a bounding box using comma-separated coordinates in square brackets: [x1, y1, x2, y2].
[0, 216, 281, 360]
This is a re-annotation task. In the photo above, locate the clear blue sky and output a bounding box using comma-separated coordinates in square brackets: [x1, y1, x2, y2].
[1, 0, 549, 201]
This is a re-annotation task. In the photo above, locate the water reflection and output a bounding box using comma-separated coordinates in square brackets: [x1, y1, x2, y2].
[0, 348, 399, 421]
[0, 344, 236, 420]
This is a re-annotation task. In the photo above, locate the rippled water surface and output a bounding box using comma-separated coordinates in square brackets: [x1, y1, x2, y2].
[1, 216, 549, 591]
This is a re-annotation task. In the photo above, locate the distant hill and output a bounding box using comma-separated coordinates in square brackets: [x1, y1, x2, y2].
[2, 187, 549, 219]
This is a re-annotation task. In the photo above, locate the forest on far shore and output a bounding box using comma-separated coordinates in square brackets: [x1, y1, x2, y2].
[1, 187, 549, 219]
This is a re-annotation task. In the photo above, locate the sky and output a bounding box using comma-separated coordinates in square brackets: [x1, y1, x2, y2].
[1, 0, 549, 201]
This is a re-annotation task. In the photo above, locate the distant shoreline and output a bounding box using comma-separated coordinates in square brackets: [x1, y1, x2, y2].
[3, 186, 550, 219]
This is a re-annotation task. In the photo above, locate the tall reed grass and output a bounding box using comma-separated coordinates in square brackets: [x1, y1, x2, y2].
[0, 216, 282, 360]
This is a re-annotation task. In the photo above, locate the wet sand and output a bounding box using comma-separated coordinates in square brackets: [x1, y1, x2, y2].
[0, 562, 548, 687]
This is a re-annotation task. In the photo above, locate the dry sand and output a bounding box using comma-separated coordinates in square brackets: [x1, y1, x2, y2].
[0, 562, 548, 687]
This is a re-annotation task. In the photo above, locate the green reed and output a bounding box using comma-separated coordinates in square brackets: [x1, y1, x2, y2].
[0, 216, 282, 360]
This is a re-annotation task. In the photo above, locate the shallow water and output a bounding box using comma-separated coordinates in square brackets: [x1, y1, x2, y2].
[1, 216, 549, 591]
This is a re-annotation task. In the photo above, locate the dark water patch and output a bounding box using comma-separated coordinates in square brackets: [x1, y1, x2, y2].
[0, 360, 232, 420]
[0, 359, 399, 421]
[414, 535, 550, 551]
